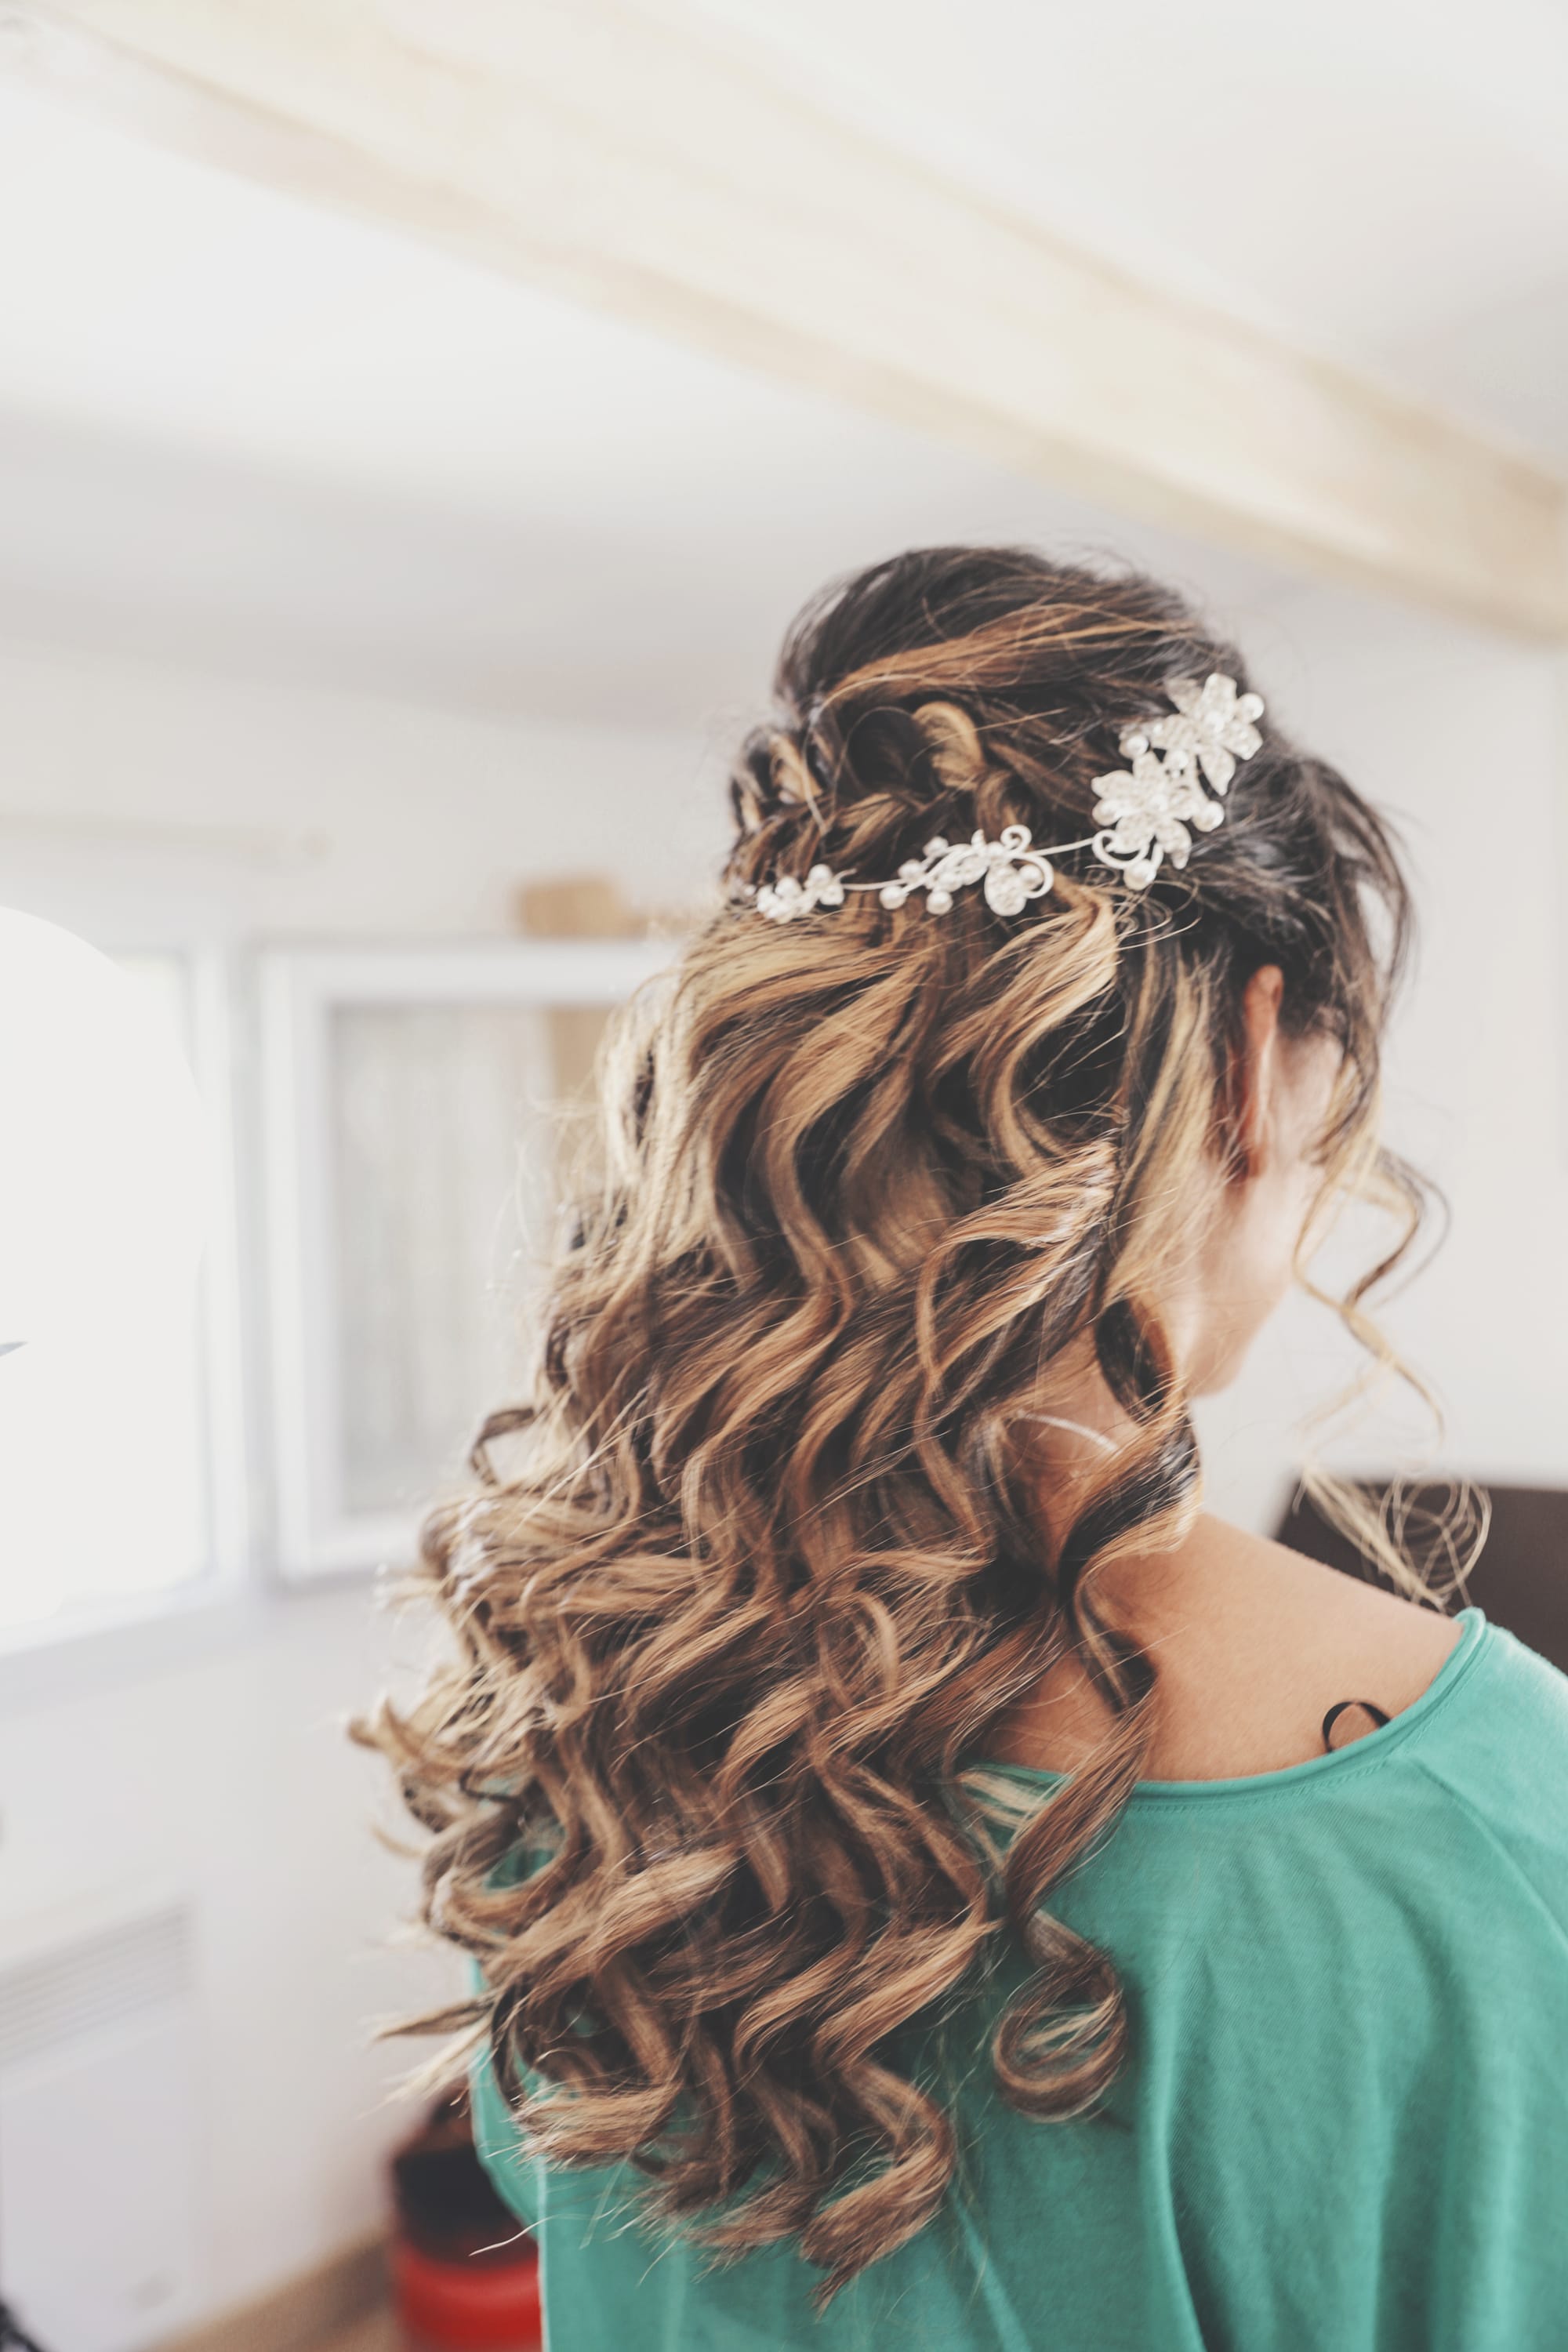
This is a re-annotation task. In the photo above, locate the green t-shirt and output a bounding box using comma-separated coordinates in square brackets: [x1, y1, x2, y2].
[471, 1609, 1568, 2349]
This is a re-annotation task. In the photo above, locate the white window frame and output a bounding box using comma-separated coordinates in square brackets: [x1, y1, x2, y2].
[182, 942, 252, 1602]
[258, 939, 670, 1581]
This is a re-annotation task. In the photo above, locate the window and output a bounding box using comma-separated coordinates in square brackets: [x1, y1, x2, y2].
[261, 941, 667, 1577]
[0, 914, 221, 1638]
[0, 918, 668, 1637]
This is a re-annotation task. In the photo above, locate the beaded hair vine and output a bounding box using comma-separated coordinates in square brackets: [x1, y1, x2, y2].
[748, 672, 1264, 923]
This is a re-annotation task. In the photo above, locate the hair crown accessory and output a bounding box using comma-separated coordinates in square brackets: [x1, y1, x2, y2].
[749, 671, 1264, 920]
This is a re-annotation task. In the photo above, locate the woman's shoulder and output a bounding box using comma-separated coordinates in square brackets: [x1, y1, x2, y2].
[1269, 1535, 1568, 1778]
[1352, 1607, 1568, 1969]
[998, 1519, 1568, 1797]
[1078, 1524, 1472, 1782]
[1410, 1609, 1568, 1817]
[1219, 1533, 1568, 1809]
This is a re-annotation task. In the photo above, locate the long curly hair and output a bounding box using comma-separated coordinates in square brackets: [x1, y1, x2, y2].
[363, 546, 1463, 2299]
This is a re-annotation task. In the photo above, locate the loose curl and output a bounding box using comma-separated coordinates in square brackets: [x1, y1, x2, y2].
[361, 547, 1471, 2301]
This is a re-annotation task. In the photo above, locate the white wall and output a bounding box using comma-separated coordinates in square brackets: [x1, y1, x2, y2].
[0, 631, 719, 942]
[0, 1588, 437, 2318]
[0, 634, 717, 2328]
[1196, 586, 1568, 1537]
[0, 582, 1563, 2333]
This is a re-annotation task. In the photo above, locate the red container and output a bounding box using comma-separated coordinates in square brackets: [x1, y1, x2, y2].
[390, 2233, 542, 2352]
[390, 2090, 543, 2351]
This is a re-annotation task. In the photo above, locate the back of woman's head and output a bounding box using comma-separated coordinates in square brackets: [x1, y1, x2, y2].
[369, 546, 1427, 2298]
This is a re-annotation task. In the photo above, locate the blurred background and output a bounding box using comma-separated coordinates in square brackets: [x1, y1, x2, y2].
[0, 4, 1564, 2348]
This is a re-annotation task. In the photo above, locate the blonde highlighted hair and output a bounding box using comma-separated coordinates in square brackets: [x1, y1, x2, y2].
[363, 548, 1468, 2299]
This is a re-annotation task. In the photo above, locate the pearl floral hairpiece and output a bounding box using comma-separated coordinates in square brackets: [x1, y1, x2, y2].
[749, 672, 1264, 921]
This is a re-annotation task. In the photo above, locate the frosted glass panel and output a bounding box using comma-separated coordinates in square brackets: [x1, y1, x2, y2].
[328, 1002, 557, 1517]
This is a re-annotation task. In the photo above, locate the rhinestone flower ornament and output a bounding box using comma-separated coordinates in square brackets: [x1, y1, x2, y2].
[1090, 673, 1265, 889]
[747, 672, 1264, 919]
[1090, 746, 1220, 891]
[1148, 673, 1265, 792]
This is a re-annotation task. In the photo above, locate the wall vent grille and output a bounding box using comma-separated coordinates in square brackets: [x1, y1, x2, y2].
[0, 1905, 193, 2073]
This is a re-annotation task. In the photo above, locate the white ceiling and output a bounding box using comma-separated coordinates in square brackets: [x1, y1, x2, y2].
[0, 78, 1292, 726]
[695, 0, 1568, 458]
[0, 0, 1562, 725]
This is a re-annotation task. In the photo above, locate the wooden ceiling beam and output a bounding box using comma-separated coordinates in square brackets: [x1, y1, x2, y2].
[5, 0, 1566, 637]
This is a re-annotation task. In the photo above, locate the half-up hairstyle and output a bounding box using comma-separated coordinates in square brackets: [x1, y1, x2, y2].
[363, 546, 1457, 2300]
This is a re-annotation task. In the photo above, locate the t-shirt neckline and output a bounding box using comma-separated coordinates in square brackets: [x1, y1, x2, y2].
[965, 1606, 1492, 1805]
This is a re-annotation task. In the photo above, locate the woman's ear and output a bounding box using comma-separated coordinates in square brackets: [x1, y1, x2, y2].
[1236, 966, 1285, 1174]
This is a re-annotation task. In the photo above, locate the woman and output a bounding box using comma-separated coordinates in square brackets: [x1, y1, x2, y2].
[368, 548, 1568, 2350]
